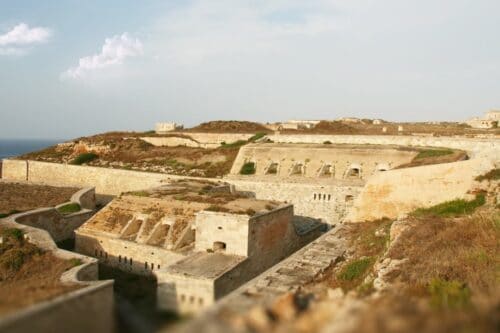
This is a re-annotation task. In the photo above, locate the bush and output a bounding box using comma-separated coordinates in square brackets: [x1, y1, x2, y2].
[338, 257, 373, 282]
[411, 194, 485, 217]
[240, 162, 256, 175]
[68, 258, 83, 268]
[71, 152, 98, 165]
[323, 140, 332, 144]
[249, 132, 267, 142]
[415, 149, 454, 159]
[475, 168, 500, 182]
[2, 228, 23, 241]
[428, 278, 470, 309]
[57, 203, 81, 215]
[220, 140, 248, 149]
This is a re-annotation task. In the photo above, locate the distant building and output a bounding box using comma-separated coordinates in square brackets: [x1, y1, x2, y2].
[267, 120, 321, 131]
[155, 122, 183, 134]
[465, 110, 499, 129]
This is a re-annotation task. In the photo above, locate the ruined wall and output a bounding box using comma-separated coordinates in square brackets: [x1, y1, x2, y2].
[75, 231, 186, 276]
[345, 158, 495, 222]
[266, 134, 498, 156]
[230, 144, 417, 179]
[227, 179, 363, 225]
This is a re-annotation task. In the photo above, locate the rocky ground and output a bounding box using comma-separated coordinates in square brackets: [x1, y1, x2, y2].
[197, 170, 499, 333]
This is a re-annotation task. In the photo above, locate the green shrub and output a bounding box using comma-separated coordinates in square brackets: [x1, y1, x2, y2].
[338, 257, 373, 282]
[129, 191, 150, 197]
[220, 140, 248, 148]
[323, 140, 332, 144]
[249, 132, 267, 142]
[57, 203, 81, 215]
[68, 258, 83, 268]
[240, 162, 256, 175]
[2, 228, 23, 241]
[475, 168, 500, 181]
[71, 152, 98, 165]
[411, 194, 485, 217]
[0, 213, 8, 219]
[428, 278, 470, 309]
[415, 149, 454, 159]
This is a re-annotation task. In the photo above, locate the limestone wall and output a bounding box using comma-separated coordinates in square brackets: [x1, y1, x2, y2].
[0, 216, 114, 333]
[75, 231, 186, 276]
[230, 144, 417, 180]
[142, 132, 255, 149]
[266, 134, 498, 156]
[9, 187, 96, 242]
[157, 273, 215, 313]
[195, 211, 250, 256]
[228, 179, 363, 225]
[345, 158, 495, 222]
[1, 159, 190, 195]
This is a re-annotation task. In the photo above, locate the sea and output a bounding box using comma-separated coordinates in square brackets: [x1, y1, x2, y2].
[0, 139, 61, 160]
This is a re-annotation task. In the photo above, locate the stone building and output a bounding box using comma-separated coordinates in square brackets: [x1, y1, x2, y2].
[75, 179, 324, 314]
[465, 110, 499, 129]
[155, 122, 183, 134]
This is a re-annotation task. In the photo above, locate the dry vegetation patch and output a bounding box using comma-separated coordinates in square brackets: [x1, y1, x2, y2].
[0, 182, 78, 217]
[0, 227, 81, 315]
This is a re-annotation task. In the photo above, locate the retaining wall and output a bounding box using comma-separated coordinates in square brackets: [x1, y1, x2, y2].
[345, 157, 496, 222]
[10, 187, 96, 242]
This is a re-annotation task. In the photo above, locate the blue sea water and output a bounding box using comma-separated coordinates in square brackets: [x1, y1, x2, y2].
[0, 139, 60, 160]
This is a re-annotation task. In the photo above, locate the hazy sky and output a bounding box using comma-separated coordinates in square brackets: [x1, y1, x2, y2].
[0, 0, 499, 139]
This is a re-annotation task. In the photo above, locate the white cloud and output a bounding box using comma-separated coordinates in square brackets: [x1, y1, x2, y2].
[61, 33, 143, 80]
[0, 23, 51, 55]
[147, 0, 366, 65]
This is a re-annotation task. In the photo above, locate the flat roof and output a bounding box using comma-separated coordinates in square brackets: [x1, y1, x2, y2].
[165, 252, 246, 280]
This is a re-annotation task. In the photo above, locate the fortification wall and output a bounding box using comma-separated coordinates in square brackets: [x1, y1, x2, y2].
[141, 136, 205, 148]
[6, 187, 96, 242]
[75, 231, 186, 276]
[267, 134, 498, 156]
[1, 159, 190, 195]
[142, 132, 254, 148]
[227, 179, 363, 225]
[345, 158, 495, 222]
[230, 144, 417, 179]
[0, 216, 113, 333]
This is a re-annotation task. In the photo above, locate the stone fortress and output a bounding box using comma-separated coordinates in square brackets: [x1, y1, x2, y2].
[75, 180, 323, 314]
[0, 112, 498, 332]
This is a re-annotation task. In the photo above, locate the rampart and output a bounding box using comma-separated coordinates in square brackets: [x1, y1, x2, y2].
[0, 214, 113, 333]
[1, 159, 188, 195]
[345, 157, 496, 222]
[266, 134, 498, 156]
[141, 132, 255, 148]
[226, 178, 363, 225]
[13, 186, 96, 242]
[230, 143, 417, 179]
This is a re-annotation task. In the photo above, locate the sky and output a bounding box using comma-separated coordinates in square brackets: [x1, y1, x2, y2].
[0, 0, 499, 139]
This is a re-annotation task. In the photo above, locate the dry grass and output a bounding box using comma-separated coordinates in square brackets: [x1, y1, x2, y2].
[0, 227, 80, 315]
[0, 182, 78, 216]
[387, 212, 499, 295]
